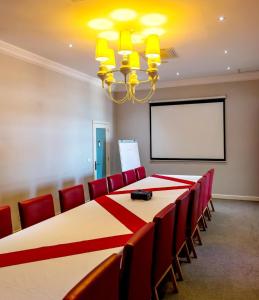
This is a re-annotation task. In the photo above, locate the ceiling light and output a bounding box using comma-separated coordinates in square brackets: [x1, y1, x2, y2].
[140, 13, 167, 26]
[218, 16, 225, 22]
[143, 27, 165, 37]
[227, 66, 231, 70]
[145, 34, 160, 58]
[224, 50, 228, 54]
[118, 30, 133, 55]
[68, 44, 73, 48]
[95, 38, 109, 62]
[99, 31, 119, 41]
[88, 18, 113, 30]
[176, 72, 180, 76]
[110, 9, 137, 21]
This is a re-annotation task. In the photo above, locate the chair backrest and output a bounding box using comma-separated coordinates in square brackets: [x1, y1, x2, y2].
[173, 190, 191, 255]
[107, 173, 125, 192]
[18, 194, 55, 229]
[63, 254, 121, 300]
[59, 184, 85, 213]
[152, 204, 176, 285]
[88, 178, 108, 200]
[208, 168, 215, 200]
[0, 205, 13, 238]
[121, 222, 155, 300]
[187, 182, 201, 237]
[135, 166, 146, 181]
[197, 174, 208, 217]
[122, 169, 137, 186]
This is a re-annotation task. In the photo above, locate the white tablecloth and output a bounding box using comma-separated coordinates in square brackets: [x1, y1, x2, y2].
[0, 174, 201, 300]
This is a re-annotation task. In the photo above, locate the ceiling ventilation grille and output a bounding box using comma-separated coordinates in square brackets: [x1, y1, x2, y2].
[140, 48, 178, 63]
[69, 0, 87, 3]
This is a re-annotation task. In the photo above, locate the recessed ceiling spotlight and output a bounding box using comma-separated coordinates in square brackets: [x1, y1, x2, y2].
[218, 16, 225, 22]
[227, 66, 231, 70]
[68, 44, 73, 48]
[224, 50, 228, 54]
[176, 72, 180, 76]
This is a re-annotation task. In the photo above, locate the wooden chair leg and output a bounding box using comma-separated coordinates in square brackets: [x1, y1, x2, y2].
[210, 199, 215, 212]
[198, 216, 206, 231]
[202, 215, 208, 228]
[184, 242, 191, 263]
[188, 237, 197, 258]
[193, 227, 203, 246]
[174, 256, 183, 281]
[170, 266, 179, 293]
[205, 206, 211, 221]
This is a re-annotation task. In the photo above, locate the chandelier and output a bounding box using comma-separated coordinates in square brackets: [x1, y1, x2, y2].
[95, 31, 161, 104]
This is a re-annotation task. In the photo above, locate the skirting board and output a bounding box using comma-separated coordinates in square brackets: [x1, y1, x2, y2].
[213, 194, 259, 202]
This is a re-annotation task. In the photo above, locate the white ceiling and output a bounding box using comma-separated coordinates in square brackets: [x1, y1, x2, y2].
[0, 0, 259, 82]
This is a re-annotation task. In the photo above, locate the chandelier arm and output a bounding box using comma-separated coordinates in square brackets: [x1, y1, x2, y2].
[131, 82, 156, 103]
[106, 84, 129, 104]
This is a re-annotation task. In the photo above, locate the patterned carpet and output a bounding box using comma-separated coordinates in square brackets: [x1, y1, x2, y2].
[165, 199, 259, 300]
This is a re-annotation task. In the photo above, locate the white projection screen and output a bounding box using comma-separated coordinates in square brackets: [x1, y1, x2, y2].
[150, 98, 226, 161]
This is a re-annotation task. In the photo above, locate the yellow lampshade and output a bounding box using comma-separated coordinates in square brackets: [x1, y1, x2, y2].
[129, 52, 140, 70]
[145, 34, 160, 58]
[148, 55, 161, 66]
[118, 31, 133, 55]
[103, 49, 116, 69]
[95, 38, 109, 62]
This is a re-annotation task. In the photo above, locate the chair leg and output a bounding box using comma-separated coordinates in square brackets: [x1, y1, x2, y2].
[193, 227, 203, 246]
[188, 237, 198, 258]
[174, 256, 184, 281]
[169, 266, 179, 293]
[198, 215, 207, 231]
[203, 215, 208, 228]
[205, 206, 211, 221]
[210, 199, 215, 212]
[184, 242, 191, 263]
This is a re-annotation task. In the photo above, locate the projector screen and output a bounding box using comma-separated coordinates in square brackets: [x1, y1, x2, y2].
[150, 98, 226, 161]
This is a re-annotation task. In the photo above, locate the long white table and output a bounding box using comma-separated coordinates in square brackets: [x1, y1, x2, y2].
[0, 175, 200, 300]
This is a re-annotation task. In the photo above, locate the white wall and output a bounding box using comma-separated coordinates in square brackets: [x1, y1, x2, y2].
[115, 80, 259, 198]
[0, 52, 115, 230]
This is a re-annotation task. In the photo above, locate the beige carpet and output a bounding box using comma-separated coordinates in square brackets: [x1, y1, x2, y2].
[165, 199, 259, 300]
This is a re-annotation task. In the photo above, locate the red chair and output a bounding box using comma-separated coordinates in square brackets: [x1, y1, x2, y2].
[197, 175, 209, 231]
[63, 254, 121, 300]
[107, 173, 125, 192]
[208, 169, 215, 211]
[0, 205, 13, 238]
[122, 169, 137, 186]
[200, 172, 212, 224]
[18, 194, 55, 229]
[59, 184, 85, 213]
[186, 183, 202, 258]
[152, 204, 178, 299]
[135, 166, 146, 181]
[88, 178, 108, 200]
[120, 222, 155, 300]
[173, 190, 191, 281]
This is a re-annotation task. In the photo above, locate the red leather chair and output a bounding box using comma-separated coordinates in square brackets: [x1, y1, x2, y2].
[186, 183, 202, 258]
[135, 166, 146, 181]
[208, 168, 215, 211]
[59, 184, 85, 213]
[120, 222, 155, 300]
[152, 204, 178, 299]
[122, 169, 137, 186]
[173, 190, 191, 281]
[88, 178, 108, 200]
[107, 173, 125, 192]
[18, 194, 55, 229]
[0, 205, 13, 238]
[197, 175, 208, 231]
[63, 254, 121, 300]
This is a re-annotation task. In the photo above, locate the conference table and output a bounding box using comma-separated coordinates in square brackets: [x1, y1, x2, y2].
[0, 174, 201, 300]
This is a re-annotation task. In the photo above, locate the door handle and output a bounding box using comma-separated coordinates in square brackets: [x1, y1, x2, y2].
[94, 161, 97, 170]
